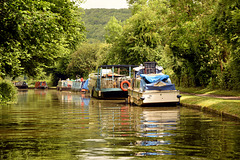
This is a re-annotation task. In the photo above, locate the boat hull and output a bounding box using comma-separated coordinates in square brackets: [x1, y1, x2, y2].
[35, 86, 48, 89]
[92, 88, 128, 99]
[15, 85, 28, 89]
[57, 86, 71, 91]
[35, 81, 48, 89]
[14, 81, 28, 89]
[128, 89, 180, 106]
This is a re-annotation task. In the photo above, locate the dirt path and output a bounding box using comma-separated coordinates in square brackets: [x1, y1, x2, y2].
[180, 92, 240, 100]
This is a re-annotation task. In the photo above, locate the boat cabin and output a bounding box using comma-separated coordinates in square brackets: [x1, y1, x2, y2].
[14, 81, 28, 89]
[128, 62, 181, 106]
[89, 64, 138, 99]
[35, 81, 48, 89]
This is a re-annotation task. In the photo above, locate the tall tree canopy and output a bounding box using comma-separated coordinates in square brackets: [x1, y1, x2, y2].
[106, 0, 169, 64]
[67, 42, 111, 78]
[103, 0, 240, 90]
[0, 0, 86, 78]
[209, 0, 240, 89]
[104, 16, 123, 44]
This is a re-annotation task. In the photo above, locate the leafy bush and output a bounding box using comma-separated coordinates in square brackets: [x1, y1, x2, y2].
[0, 80, 17, 104]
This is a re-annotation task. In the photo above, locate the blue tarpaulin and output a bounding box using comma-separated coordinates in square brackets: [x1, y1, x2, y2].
[82, 79, 89, 90]
[139, 74, 176, 91]
[140, 74, 169, 83]
[145, 82, 176, 90]
[140, 79, 176, 91]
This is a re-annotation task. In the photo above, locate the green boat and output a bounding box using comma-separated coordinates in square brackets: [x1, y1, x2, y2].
[88, 65, 138, 99]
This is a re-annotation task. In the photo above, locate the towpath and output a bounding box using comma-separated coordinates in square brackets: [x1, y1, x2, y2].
[180, 92, 240, 100]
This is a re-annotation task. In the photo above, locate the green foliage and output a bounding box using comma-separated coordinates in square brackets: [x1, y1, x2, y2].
[0, 80, 17, 104]
[83, 9, 131, 42]
[104, 17, 123, 44]
[104, 0, 239, 90]
[106, 1, 171, 64]
[0, 0, 86, 78]
[169, 21, 213, 86]
[163, 0, 240, 89]
[50, 53, 72, 86]
[126, 0, 148, 14]
[67, 43, 111, 78]
[209, 0, 240, 90]
[166, 0, 219, 87]
[1, 0, 239, 91]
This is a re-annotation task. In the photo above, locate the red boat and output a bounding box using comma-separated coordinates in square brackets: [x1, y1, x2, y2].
[35, 81, 48, 89]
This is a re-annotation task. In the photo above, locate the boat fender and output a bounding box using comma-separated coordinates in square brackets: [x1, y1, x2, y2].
[177, 95, 181, 105]
[140, 97, 145, 100]
[120, 80, 131, 91]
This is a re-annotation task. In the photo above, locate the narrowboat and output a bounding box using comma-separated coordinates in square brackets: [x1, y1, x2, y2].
[35, 81, 48, 89]
[71, 79, 89, 92]
[14, 81, 28, 89]
[57, 80, 72, 91]
[71, 81, 82, 92]
[88, 65, 138, 99]
[128, 62, 181, 106]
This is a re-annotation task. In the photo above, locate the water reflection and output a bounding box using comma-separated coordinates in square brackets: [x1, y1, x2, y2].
[57, 91, 90, 106]
[135, 107, 179, 156]
[84, 99, 180, 158]
[0, 90, 240, 159]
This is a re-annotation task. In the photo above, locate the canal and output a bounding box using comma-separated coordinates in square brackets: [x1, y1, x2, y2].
[0, 90, 240, 159]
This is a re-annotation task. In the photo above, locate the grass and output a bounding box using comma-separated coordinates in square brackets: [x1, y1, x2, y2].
[177, 87, 240, 97]
[177, 87, 240, 119]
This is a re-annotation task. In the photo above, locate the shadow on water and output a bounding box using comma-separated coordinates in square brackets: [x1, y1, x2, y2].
[0, 90, 240, 159]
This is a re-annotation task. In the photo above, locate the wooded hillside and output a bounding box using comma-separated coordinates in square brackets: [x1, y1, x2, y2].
[83, 9, 131, 42]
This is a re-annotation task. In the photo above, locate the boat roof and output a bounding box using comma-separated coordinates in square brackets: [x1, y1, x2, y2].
[99, 65, 139, 68]
[133, 65, 163, 71]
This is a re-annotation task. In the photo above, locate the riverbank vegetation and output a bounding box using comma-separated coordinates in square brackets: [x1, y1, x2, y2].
[1, 0, 239, 103]
[1, 0, 86, 102]
[79, 0, 240, 91]
[1, 0, 86, 79]
[0, 80, 17, 104]
[104, 0, 240, 91]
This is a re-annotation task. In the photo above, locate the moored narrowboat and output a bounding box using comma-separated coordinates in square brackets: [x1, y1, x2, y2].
[71, 81, 82, 92]
[35, 81, 48, 89]
[71, 80, 89, 92]
[57, 80, 72, 91]
[88, 65, 138, 99]
[14, 81, 28, 89]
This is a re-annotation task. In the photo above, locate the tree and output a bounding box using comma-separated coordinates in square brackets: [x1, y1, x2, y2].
[107, 0, 170, 65]
[83, 9, 131, 42]
[104, 17, 123, 44]
[209, 0, 240, 89]
[0, 0, 86, 78]
[165, 0, 219, 87]
[126, 0, 147, 14]
[67, 43, 111, 78]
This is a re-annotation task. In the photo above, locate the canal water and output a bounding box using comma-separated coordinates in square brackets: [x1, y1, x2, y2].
[0, 90, 240, 159]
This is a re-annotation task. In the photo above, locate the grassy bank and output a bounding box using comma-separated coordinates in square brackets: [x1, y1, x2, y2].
[177, 87, 240, 120]
[177, 87, 240, 97]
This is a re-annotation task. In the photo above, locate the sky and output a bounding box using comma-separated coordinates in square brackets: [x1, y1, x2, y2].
[80, 0, 129, 9]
